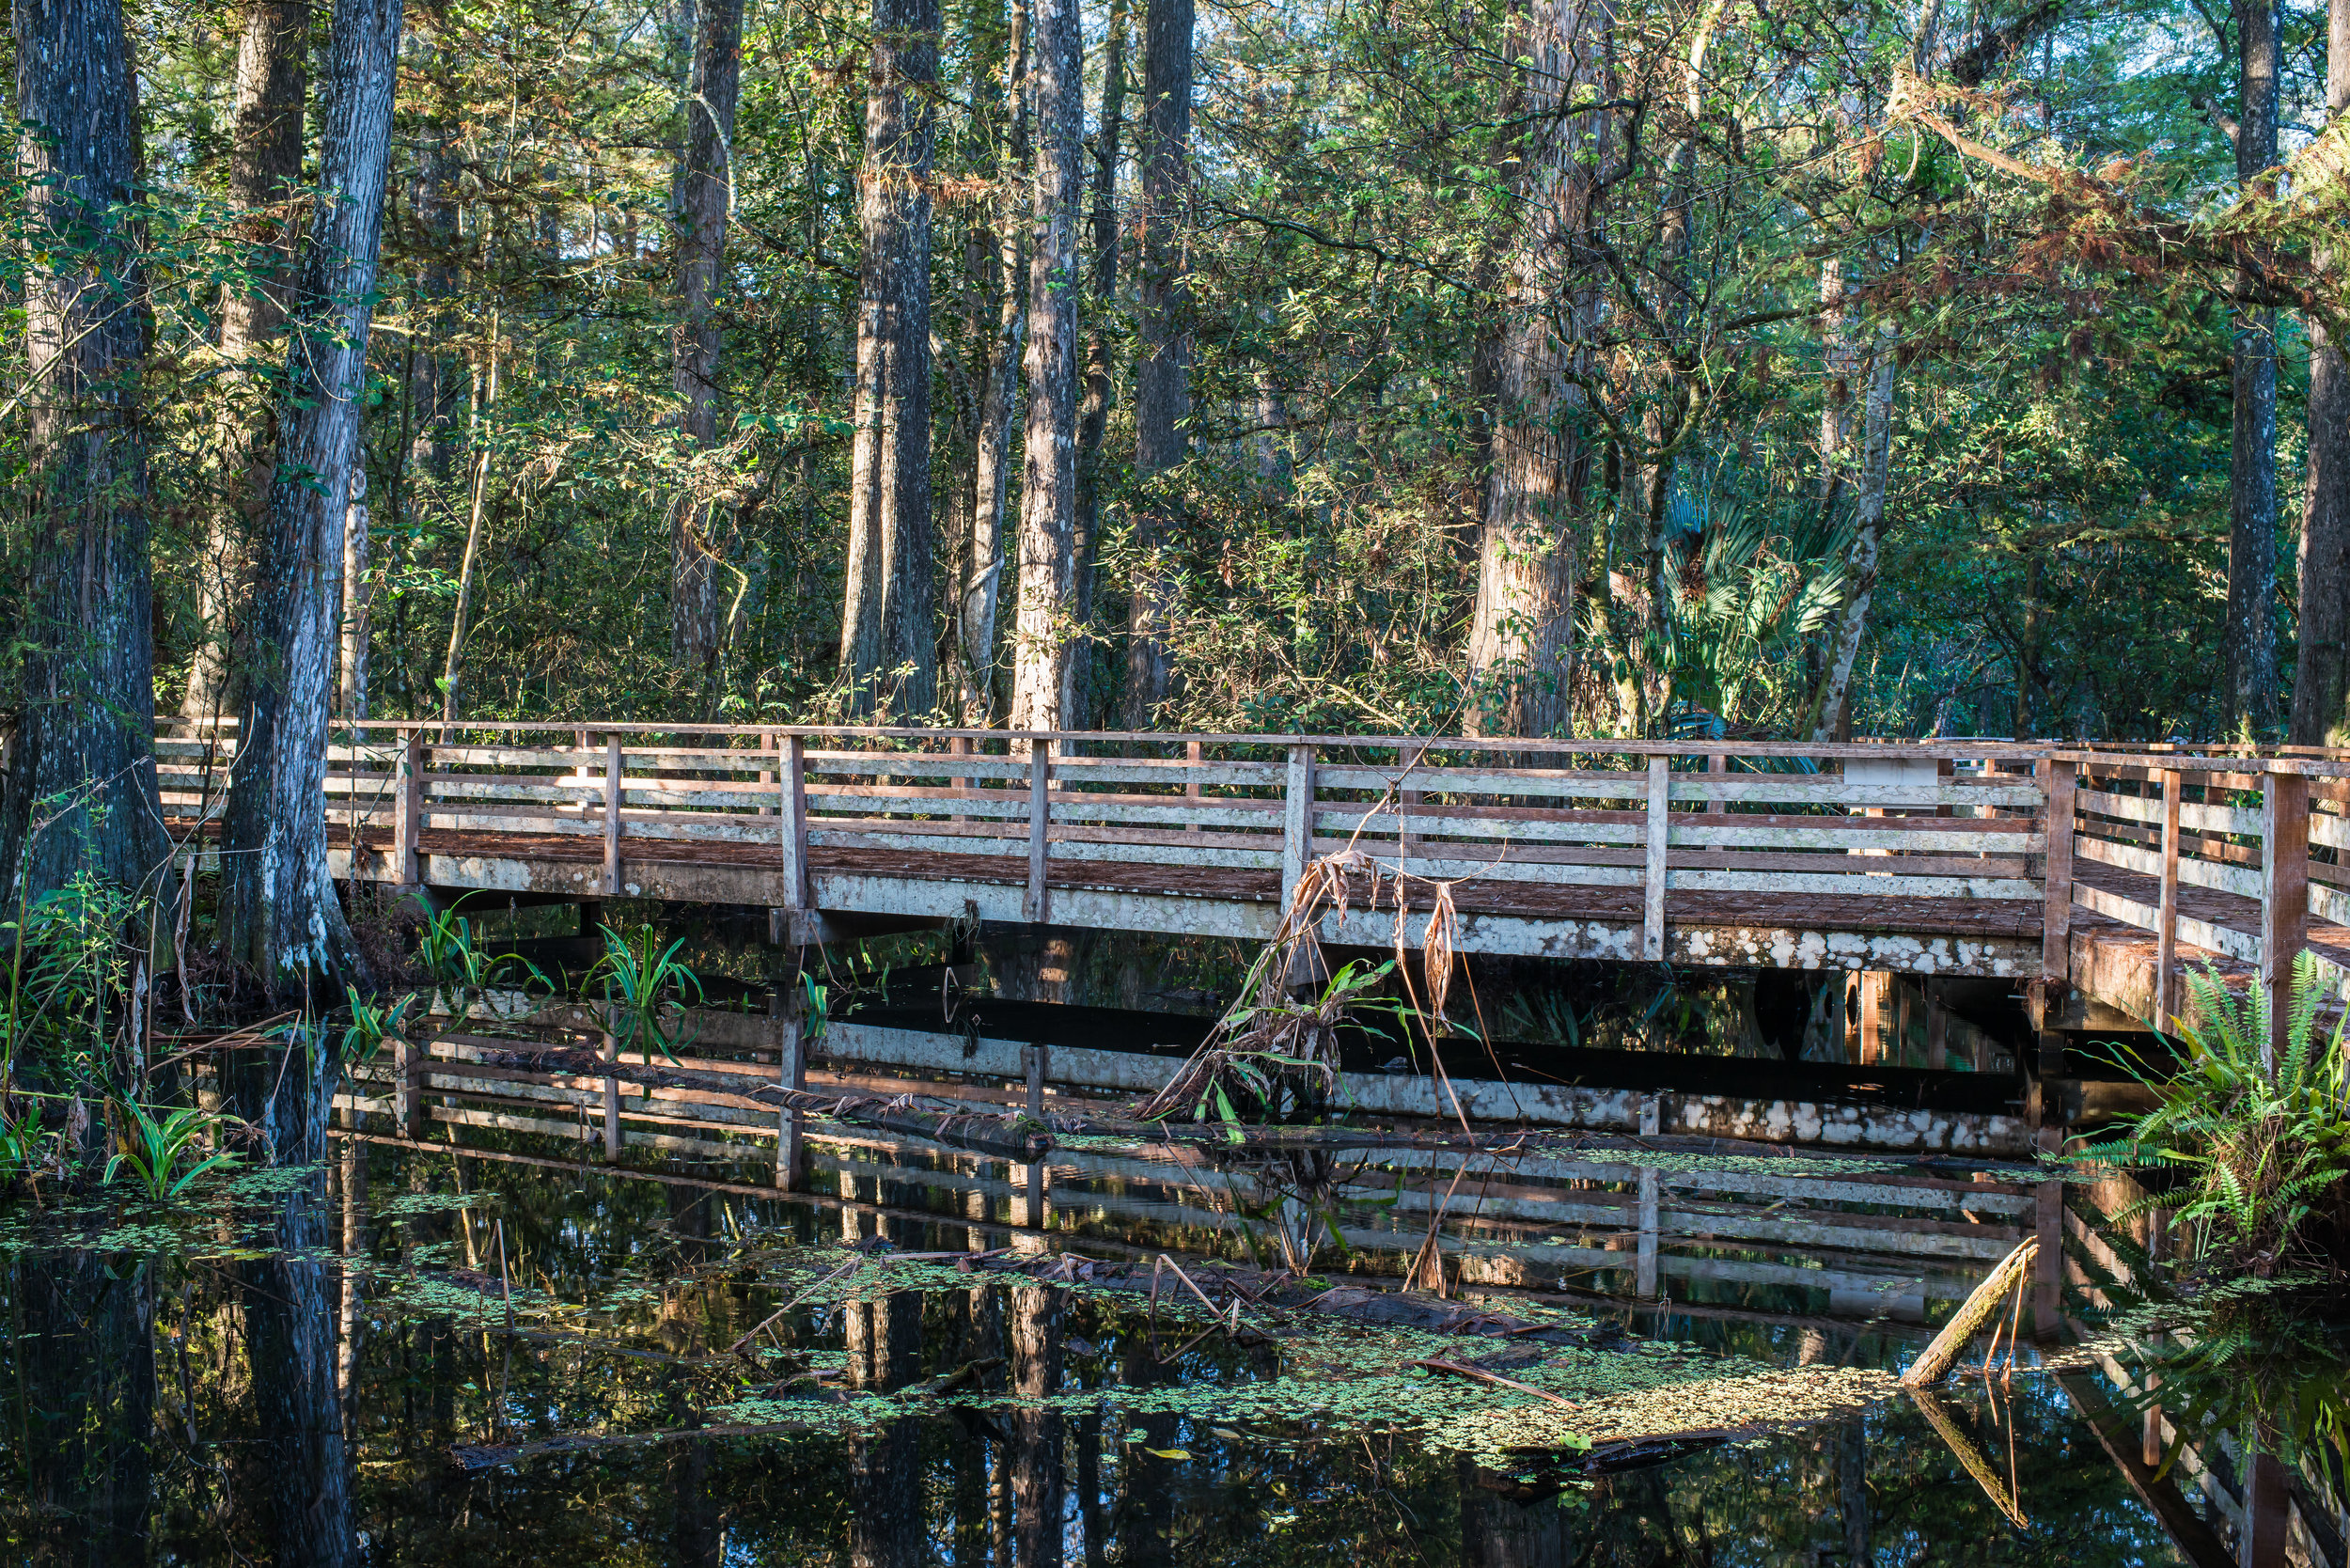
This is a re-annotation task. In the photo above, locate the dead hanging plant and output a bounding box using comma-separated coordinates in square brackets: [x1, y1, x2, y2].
[1133, 756, 1497, 1140]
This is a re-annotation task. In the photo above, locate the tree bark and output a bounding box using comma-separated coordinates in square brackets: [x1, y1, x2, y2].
[340, 471, 371, 724]
[1070, 0, 1129, 728]
[838, 0, 941, 718]
[0, 0, 170, 911]
[953, 0, 1029, 722]
[2224, 0, 2280, 734]
[2290, 0, 2349, 745]
[1463, 0, 1607, 740]
[243, 1166, 355, 1566]
[1808, 330, 1899, 742]
[219, 0, 403, 998]
[669, 0, 744, 677]
[1008, 0, 1084, 730]
[1124, 0, 1192, 726]
[182, 0, 311, 727]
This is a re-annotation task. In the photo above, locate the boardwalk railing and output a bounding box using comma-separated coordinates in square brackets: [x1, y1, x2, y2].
[2048, 747, 2350, 1035]
[158, 722, 2052, 958]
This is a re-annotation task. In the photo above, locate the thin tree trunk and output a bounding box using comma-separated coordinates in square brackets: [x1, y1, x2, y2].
[182, 0, 311, 725]
[439, 331, 500, 733]
[1008, 0, 1083, 730]
[1807, 340, 1899, 742]
[959, 0, 1031, 722]
[838, 0, 941, 718]
[219, 0, 403, 998]
[0, 0, 170, 911]
[1463, 0, 1607, 740]
[669, 0, 744, 677]
[1070, 0, 1129, 728]
[340, 471, 371, 724]
[2290, 0, 2349, 745]
[2223, 0, 2280, 733]
[1124, 0, 1191, 726]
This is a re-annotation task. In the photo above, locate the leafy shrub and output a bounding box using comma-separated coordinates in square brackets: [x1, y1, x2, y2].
[2078, 954, 2350, 1276]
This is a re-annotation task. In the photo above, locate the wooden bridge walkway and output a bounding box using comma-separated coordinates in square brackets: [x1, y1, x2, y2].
[161, 724, 2350, 1033]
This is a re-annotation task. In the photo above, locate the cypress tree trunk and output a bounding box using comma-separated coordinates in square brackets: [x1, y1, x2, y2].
[181, 0, 310, 727]
[219, 0, 403, 1002]
[2223, 0, 2280, 733]
[1463, 0, 1606, 740]
[1070, 0, 1129, 727]
[1124, 0, 1191, 726]
[838, 0, 941, 718]
[243, 1165, 354, 1565]
[955, 0, 1029, 722]
[1008, 0, 1084, 730]
[0, 0, 170, 910]
[2290, 0, 2348, 745]
[669, 0, 744, 678]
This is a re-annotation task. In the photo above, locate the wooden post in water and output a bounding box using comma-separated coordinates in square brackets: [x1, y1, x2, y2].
[603, 735, 623, 897]
[1859, 972, 1888, 1064]
[2032, 1126, 2063, 1337]
[775, 986, 806, 1190]
[394, 729, 422, 886]
[1641, 758, 1670, 961]
[1635, 1165, 1661, 1298]
[2154, 768, 2183, 1030]
[601, 1004, 621, 1159]
[1925, 982, 1949, 1069]
[2260, 768, 2311, 1065]
[2238, 1449, 2292, 1568]
[777, 734, 809, 945]
[1024, 1043, 1047, 1120]
[1280, 744, 1317, 915]
[2039, 757, 2076, 989]
[1025, 739, 1052, 924]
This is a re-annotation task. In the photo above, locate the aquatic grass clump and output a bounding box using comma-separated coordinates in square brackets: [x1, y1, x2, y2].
[104, 1098, 240, 1200]
[2076, 954, 2350, 1276]
[588, 922, 706, 1064]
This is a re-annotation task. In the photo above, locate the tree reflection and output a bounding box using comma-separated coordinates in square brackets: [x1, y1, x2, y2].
[15, 1248, 156, 1564]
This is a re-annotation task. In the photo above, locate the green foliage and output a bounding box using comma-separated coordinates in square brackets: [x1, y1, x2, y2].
[2, 873, 147, 1086]
[414, 897, 548, 1003]
[341, 986, 419, 1064]
[104, 1098, 241, 1200]
[2076, 954, 2350, 1274]
[0, 1108, 53, 1189]
[588, 923, 706, 1065]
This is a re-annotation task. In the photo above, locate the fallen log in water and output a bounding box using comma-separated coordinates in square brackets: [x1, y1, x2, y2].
[1898, 1235, 2037, 1388]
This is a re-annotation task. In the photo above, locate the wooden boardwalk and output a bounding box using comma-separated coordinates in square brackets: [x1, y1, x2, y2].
[160, 724, 2350, 1024]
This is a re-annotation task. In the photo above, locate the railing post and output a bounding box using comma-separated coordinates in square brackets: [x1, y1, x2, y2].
[2154, 767, 2183, 1029]
[1398, 744, 1422, 868]
[603, 734, 623, 897]
[2261, 767, 2311, 1063]
[1280, 743, 1317, 915]
[775, 987, 805, 1190]
[2039, 757, 2076, 990]
[1641, 757, 1670, 961]
[1706, 749, 1727, 814]
[1025, 738, 1052, 925]
[948, 734, 969, 823]
[601, 1004, 620, 1158]
[777, 734, 809, 938]
[394, 729, 423, 887]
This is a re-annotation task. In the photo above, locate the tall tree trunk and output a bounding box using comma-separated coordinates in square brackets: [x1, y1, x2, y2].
[1008, 0, 1084, 730]
[243, 1163, 355, 1565]
[2223, 0, 2280, 733]
[1463, 0, 1607, 740]
[219, 0, 403, 998]
[1807, 337, 1898, 741]
[182, 0, 311, 726]
[1124, 0, 1192, 726]
[956, 0, 1031, 722]
[669, 0, 744, 678]
[838, 0, 941, 718]
[1070, 0, 1129, 728]
[340, 470, 370, 723]
[0, 0, 170, 910]
[2290, 0, 2349, 745]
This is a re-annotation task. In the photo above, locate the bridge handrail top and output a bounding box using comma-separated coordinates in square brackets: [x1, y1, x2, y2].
[156, 717, 2052, 760]
[2052, 746, 2350, 779]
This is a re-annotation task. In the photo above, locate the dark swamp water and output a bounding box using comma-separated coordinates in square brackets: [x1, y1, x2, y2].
[5, 921, 2342, 1565]
[8, 1130, 2331, 1566]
